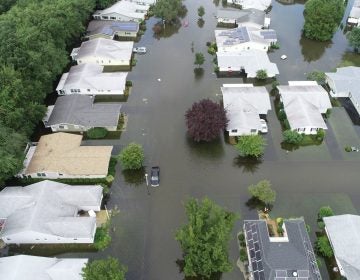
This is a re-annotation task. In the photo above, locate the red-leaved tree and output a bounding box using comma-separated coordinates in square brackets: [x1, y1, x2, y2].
[185, 99, 228, 142]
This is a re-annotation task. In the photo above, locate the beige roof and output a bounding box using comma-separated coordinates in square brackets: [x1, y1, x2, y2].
[25, 133, 112, 176]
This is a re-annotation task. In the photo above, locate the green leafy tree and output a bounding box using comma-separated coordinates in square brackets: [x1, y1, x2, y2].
[303, 0, 345, 41]
[316, 236, 334, 258]
[0, 0, 17, 14]
[348, 27, 360, 52]
[197, 6, 205, 18]
[194, 52, 205, 67]
[175, 197, 238, 278]
[82, 257, 127, 280]
[118, 143, 145, 170]
[248, 180, 276, 206]
[86, 127, 108, 139]
[282, 130, 304, 144]
[256, 69, 268, 80]
[96, 0, 117, 9]
[94, 222, 111, 250]
[235, 135, 266, 158]
[307, 70, 326, 85]
[153, 0, 183, 23]
[318, 206, 334, 220]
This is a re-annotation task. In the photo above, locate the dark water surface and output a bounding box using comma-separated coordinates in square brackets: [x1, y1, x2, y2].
[9, 1, 360, 280]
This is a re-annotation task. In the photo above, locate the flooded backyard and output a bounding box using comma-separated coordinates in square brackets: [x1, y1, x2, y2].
[7, 0, 360, 279]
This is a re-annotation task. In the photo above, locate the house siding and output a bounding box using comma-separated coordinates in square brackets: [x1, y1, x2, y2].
[57, 87, 125, 96]
[50, 124, 118, 132]
[76, 56, 131, 67]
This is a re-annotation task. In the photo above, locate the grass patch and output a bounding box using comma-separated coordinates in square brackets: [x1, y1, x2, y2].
[94, 221, 111, 251]
[86, 127, 108, 139]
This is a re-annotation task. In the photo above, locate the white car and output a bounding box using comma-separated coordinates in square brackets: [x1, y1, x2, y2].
[259, 119, 268, 133]
[133, 47, 147, 54]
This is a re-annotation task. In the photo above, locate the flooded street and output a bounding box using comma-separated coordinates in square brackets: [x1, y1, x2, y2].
[10, 0, 360, 279]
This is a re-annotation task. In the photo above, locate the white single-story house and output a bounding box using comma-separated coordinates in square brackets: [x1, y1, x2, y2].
[93, 0, 149, 22]
[86, 20, 139, 40]
[43, 95, 122, 132]
[348, 0, 360, 26]
[221, 84, 271, 136]
[215, 26, 277, 52]
[277, 81, 332, 135]
[0, 180, 102, 244]
[0, 255, 88, 280]
[217, 49, 279, 77]
[71, 38, 133, 67]
[323, 215, 360, 280]
[226, 0, 272, 11]
[325, 66, 360, 118]
[127, 0, 156, 5]
[56, 64, 128, 95]
[217, 8, 270, 29]
[17, 133, 113, 179]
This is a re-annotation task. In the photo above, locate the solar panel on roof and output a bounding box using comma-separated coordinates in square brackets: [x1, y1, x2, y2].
[276, 270, 287, 277]
[298, 270, 309, 277]
[248, 240, 254, 249]
[259, 271, 265, 280]
[254, 242, 260, 251]
[250, 249, 255, 258]
[252, 261, 258, 271]
[255, 251, 261, 260]
[253, 233, 258, 241]
[253, 271, 259, 280]
[257, 261, 263, 271]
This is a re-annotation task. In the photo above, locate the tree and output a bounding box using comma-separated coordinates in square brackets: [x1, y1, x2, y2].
[307, 70, 326, 85]
[175, 197, 238, 278]
[153, 0, 183, 23]
[282, 130, 303, 145]
[96, 0, 117, 9]
[303, 0, 345, 41]
[197, 6, 205, 18]
[185, 99, 228, 142]
[348, 27, 360, 52]
[82, 257, 127, 280]
[235, 135, 266, 158]
[248, 180, 276, 206]
[118, 143, 145, 170]
[256, 69, 268, 80]
[194, 52, 205, 67]
[86, 127, 108, 139]
[316, 236, 334, 258]
[318, 206, 334, 220]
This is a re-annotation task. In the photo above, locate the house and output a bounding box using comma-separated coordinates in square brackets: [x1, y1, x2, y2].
[215, 26, 277, 52]
[71, 38, 133, 67]
[244, 219, 322, 280]
[217, 8, 270, 28]
[127, 0, 156, 5]
[56, 64, 128, 95]
[277, 81, 332, 135]
[348, 0, 360, 26]
[0, 180, 102, 244]
[17, 133, 113, 179]
[43, 95, 122, 132]
[93, 0, 149, 22]
[325, 66, 360, 118]
[217, 49, 279, 77]
[323, 215, 360, 279]
[221, 84, 271, 136]
[86, 20, 139, 40]
[226, 0, 272, 11]
[0, 255, 88, 280]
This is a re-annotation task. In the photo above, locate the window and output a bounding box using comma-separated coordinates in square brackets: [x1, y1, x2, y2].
[102, 16, 109, 19]
[59, 125, 65, 129]
[37, 173, 42, 177]
[71, 89, 75, 93]
[125, 32, 131, 35]
[6, 238, 11, 240]
[110, 17, 116, 20]
[87, 89, 90, 92]
[35, 238, 40, 240]
[231, 129, 238, 133]
[78, 60, 82, 63]
[250, 129, 257, 133]
[59, 173, 63, 176]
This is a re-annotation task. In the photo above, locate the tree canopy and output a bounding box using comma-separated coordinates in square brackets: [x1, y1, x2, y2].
[348, 27, 360, 52]
[194, 52, 205, 67]
[235, 135, 266, 158]
[82, 257, 127, 280]
[303, 0, 345, 41]
[197, 6, 205, 18]
[175, 197, 238, 278]
[248, 180, 276, 206]
[0, 0, 96, 186]
[153, 0, 184, 23]
[185, 99, 228, 142]
[118, 143, 145, 170]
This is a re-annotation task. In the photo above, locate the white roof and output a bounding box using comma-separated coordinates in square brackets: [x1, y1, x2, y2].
[56, 64, 127, 92]
[325, 66, 360, 111]
[349, 0, 360, 18]
[74, 38, 133, 62]
[217, 50, 279, 77]
[239, 0, 272, 10]
[278, 82, 332, 130]
[0, 180, 102, 240]
[222, 85, 271, 134]
[0, 255, 87, 280]
[94, 0, 149, 20]
[324, 215, 360, 280]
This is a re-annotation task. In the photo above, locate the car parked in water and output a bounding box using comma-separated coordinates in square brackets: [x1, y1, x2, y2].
[259, 119, 268, 134]
[150, 166, 160, 187]
[133, 47, 147, 54]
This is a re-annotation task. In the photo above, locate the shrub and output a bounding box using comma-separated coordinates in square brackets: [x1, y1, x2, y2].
[316, 236, 334, 258]
[208, 47, 216, 55]
[118, 142, 145, 170]
[272, 80, 280, 90]
[105, 175, 114, 184]
[236, 135, 266, 158]
[82, 257, 127, 280]
[278, 109, 287, 121]
[248, 180, 276, 206]
[256, 69, 268, 80]
[152, 24, 163, 34]
[271, 42, 280, 49]
[345, 146, 352, 152]
[318, 206, 334, 220]
[238, 232, 245, 242]
[316, 129, 325, 142]
[87, 127, 108, 139]
[131, 58, 137, 66]
[214, 65, 219, 73]
[240, 248, 248, 262]
[283, 130, 303, 144]
[307, 70, 326, 84]
[126, 80, 133, 87]
[94, 222, 111, 250]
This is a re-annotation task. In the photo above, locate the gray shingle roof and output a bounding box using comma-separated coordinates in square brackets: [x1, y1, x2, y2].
[47, 95, 121, 128]
[244, 219, 322, 280]
[324, 215, 360, 280]
[0, 255, 87, 280]
[0, 180, 102, 240]
[86, 20, 139, 37]
[217, 8, 265, 27]
[221, 85, 271, 134]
